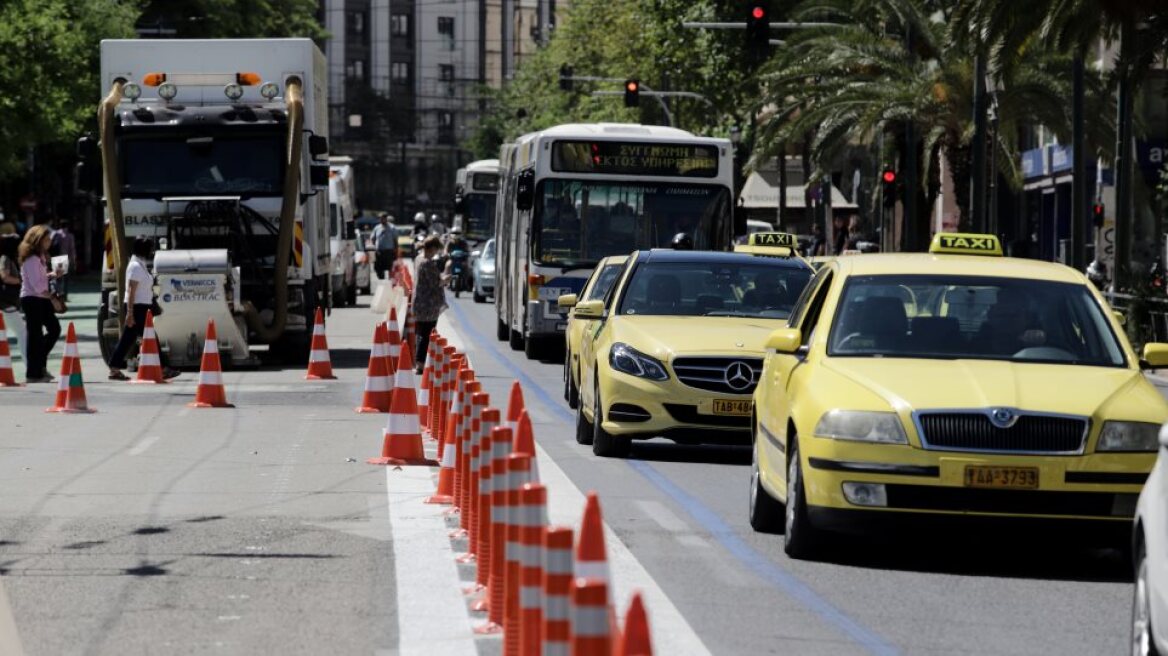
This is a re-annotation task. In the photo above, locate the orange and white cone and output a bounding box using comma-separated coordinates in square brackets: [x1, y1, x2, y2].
[304, 307, 336, 380]
[616, 592, 653, 656]
[503, 452, 537, 654]
[355, 322, 393, 413]
[417, 335, 437, 433]
[575, 493, 609, 585]
[425, 427, 457, 504]
[458, 389, 488, 535]
[476, 425, 515, 634]
[458, 391, 490, 564]
[517, 483, 549, 656]
[472, 407, 502, 599]
[384, 307, 402, 375]
[130, 310, 167, 384]
[0, 313, 21, 387]
[46, 323, 95, 413]
[368, 343, 437, 466]
[404, 303, 417, 348]
[507, 380, 527, 430]
[571, 579, 612, 656]
[541, 526, 575, 654]
[189, 319, 233, 408]
[514, 409, 540, 482]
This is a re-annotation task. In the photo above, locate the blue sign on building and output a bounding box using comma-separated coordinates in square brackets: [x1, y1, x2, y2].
[1022, 148, 1046, 180]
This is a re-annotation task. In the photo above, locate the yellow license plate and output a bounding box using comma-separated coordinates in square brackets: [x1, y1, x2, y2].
[712, 399, 751, 416]
[963, 465, 1039, 490]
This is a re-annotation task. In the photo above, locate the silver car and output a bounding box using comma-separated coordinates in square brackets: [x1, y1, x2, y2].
[472, 238, 496, 303]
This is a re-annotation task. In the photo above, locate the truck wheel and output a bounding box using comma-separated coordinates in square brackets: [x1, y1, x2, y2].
[509, 327, 524, 351]
[496, 317, 509, 341]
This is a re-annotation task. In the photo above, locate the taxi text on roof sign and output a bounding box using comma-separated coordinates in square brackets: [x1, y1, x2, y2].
[928, 232, 1003, 257]
[748, 232, 797, 248]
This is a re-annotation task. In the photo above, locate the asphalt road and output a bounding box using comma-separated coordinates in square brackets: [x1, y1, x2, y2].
[0, 281, 1152, 655]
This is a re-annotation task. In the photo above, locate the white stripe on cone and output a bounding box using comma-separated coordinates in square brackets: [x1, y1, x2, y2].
[573, 608, 610, 637]
[365, 376, 393, 392]
[574, 560, 610, 581]
[385, 411, 420, 436]
[199, 370, 223, 386]
[140, 353, 161, 366]
[309, 350, 329, 362]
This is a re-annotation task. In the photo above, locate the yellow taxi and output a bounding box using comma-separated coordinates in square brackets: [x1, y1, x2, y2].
[748, 233, 1168, 559]
[559, 255, 629, 409]
[570, 247, 814, 457]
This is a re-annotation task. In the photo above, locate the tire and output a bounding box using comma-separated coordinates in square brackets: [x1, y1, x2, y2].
[1133, 539, 1162, 656]
[784, 440, 825, 559]
[525, 334, 542, 360]
[454, 289, 461, 299]
[497, 317, 509, 341]
[564, 352, 579, 409]
[575, 386, 594, 445]
[474, 289, 486, 303]
[592, 377, 630, 458]
[749, 418, 786, 533]
[509, 327, 524, 351]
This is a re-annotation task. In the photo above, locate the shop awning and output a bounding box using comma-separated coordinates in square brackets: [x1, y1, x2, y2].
[739, 170, 858, 210]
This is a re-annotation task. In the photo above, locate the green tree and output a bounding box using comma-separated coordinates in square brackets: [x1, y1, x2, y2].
[0, 0, 137, 178]
[137, 0, 326, 40]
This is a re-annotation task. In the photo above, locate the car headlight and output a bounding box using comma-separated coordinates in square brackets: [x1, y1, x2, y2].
[609, 342, 668, 381]
[814, 410, 907, 444]
[1097, 421, 1161, 452]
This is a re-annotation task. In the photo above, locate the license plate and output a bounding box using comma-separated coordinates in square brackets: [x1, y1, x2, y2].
[963, 465, 1039, 490]
[712, 399, 751, 416]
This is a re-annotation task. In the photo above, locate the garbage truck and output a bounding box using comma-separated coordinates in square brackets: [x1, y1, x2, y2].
[78, 38, 331, 367]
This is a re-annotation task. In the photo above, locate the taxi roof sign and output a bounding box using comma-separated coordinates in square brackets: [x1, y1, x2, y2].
[748, 232, 797, 248]
[928, 232, 1003, 257]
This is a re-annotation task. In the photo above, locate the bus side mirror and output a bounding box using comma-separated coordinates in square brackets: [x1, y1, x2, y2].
[516, 169, 535, 211]
[454, 195, 467, 214]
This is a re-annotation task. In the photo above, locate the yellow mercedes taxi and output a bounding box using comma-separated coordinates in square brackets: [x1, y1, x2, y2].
[571, 247, 814, 457]
[559, 255, 629, 409]
[749, 233, 1168, 559]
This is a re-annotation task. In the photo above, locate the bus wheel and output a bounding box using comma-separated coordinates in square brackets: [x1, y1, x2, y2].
[496, 317, 509, 341]
[509, 327, 524, 351]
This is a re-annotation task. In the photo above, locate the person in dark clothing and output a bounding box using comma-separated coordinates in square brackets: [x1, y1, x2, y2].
[107, 237, 177, 381]
[809, 223, 826, 256]
[831, 215, 848, 255]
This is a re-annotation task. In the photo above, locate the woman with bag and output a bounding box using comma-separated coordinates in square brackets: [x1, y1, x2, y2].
[18, 225, 62, 383]
[0, 234, 28, 370]
[107, 237, 176, 381]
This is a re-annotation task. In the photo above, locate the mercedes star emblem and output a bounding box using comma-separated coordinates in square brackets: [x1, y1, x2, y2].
[724, 361, 754, 392]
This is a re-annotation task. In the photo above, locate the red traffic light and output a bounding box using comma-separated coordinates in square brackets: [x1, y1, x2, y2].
[751, 6, 766, 19]
[882, 170, 897, 184]
[625, 80, 639, 92]
[1093, 203, 1104, 215]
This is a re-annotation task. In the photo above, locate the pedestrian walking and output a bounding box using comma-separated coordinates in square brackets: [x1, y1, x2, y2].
[412, 236, 447, 373]
[18, 225, 61, 383]
[107, 237, 176, 381]
[50, 220, 76, 300]
[0, 234, 28, 371]
[370, 214, 397, 281]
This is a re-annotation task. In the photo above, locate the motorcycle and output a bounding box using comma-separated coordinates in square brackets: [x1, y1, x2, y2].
[449, 249, 469, 298]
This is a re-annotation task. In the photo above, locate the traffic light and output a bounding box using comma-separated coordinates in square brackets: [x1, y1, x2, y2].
[1092, 201, 1105, 228]
[745, 4, 770, 59]
[881, 169, 897, 207]
[624, 79, 640, 107]
[559, 64, 573, 91]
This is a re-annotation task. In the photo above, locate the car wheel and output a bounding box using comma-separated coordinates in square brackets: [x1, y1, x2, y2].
[784, 440, 824, 559]
[565, 356, 579, 409]
[509, 327, 524, 351]
[1133, 539, 1163, 656]
[474, 289, 486, 303]
[575, 380, 594, 445]
[749, 419, 785, 533]
[525, 334, 543, 360]
[497, 317, 509, 341]
[592, 377, 630, 458]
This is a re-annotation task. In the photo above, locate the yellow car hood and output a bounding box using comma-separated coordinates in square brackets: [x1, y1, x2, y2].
[610, 316, 782, 359]
[822, 357, 1165, 421]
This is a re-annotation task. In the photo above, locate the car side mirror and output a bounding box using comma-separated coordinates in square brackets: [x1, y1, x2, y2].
[573, 299, 604, 319]
[1160, 424, 1168, 449]
[558, 293, 578, 310]
[765, 327, 803, 354]
[309, 163, 329, 190]
[1142, 343, 1168, 370]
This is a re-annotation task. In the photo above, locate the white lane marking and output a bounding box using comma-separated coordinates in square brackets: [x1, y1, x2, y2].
[127, 435, 162, 457]
[634, 499, 692, 533]
[0, 576, 26, 656]
[386, 465, 477, 656]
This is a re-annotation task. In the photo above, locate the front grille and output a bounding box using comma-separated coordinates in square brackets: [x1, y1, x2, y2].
[663, 404, 751, 428]
[671, 357, 763, 394]
[884, 484, 1136, 518]
[916, 412, 1088, 454]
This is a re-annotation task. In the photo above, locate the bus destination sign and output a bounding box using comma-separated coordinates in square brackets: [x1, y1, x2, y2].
[551, 141, 719, 178]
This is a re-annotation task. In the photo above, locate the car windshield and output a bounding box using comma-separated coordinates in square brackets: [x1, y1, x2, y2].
[481, 239, 496, 261]
[120, 132, 284, 197]
[617, 260, 812, 319]
[827, 274, 1126, 366]
[533, 180, 731, 268]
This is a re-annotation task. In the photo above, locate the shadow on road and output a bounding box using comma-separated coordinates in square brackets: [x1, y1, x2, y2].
[626, 441, 751, 466]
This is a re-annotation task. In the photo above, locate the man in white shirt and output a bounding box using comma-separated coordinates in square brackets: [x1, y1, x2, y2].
[107, 237, 177, 381]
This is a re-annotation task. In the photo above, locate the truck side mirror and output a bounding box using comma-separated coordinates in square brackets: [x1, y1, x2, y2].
[76, 135, 98, 161]
[74, 161, 100, 196]
[308, 135, 329, 160]
[516, 169, 535, 211]
[310, 163, 329, 190]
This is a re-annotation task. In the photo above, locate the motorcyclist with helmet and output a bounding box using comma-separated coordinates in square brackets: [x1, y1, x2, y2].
[443, 226, 472, 296]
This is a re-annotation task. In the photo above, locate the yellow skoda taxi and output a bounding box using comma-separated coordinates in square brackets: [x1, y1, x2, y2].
[570, 247, 813, 457]
[749, 233, 1168, 559]
[560, 255, 629, 409]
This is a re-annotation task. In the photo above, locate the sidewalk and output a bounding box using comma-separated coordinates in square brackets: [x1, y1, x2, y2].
[3, 274, 103, 379]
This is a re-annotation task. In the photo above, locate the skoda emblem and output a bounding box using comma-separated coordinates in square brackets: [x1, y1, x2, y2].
[724, 361, 754, 392]
[989, 408, 1017, 429]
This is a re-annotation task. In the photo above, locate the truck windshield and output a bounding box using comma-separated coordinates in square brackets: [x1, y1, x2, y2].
[120, 133, 285, 197]
[533, 180, 731, 268]
[464, 193, 496, 242]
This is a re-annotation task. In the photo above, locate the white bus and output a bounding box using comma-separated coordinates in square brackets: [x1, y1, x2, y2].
[454, 158, 500, 247]
[494, 123, 736, 359]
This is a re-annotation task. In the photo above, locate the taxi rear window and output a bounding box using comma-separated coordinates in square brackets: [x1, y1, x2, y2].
[827, 275, 1125, 367]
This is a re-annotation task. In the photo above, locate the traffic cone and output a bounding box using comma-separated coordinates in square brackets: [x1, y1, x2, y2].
[575, 493, 609, 584]
[616, 593, 653, 656]
[476, 426, 514, 635]
[385, 307, 401, 375]
[130, 310, 167, 384]
[417, 336, 437, 433]
[472, 408, 502, 596]
[514, 409, 540, 482]
[188, 319, 233, 408]
[425, 425, 457, 505]
[458, 390, 488, 536]
[448, 367, 476, 510]
[507, 380, 526, 429]
[542, 527, 575, 655]
[355, 323, 393, 413]
[429, 339, 450, 437]
[518, 483, 549, 656]
[571, 579, 612, 656]
[450, 379, 481, 534]
[368, 343, 437, 466]
[304, 307, 336, 380]
[504, 453, 537, 656]
[46, 323, 95, 413]
[0, 313, 21, 387]
[458, 391, 490, 564]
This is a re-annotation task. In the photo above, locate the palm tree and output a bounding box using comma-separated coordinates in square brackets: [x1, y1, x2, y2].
[753, 0, 1108, 248]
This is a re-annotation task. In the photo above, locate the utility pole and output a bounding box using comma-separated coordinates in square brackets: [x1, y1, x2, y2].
[1071, 54, 1087, 271]
[970, 55, 988, 233]
[1114, 19, 1135, 289]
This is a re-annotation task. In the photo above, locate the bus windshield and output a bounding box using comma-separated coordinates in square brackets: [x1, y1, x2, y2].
[533, 180, 731, 267]
[464, 193, 496, 242]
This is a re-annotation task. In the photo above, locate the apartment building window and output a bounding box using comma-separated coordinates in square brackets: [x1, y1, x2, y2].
[439, 65, 454, 82]
[438, 111, 455, 144]
[347, 59, 365, 82]
[437, 17, 454, 37]
[391, 14, 409, 37]
[349, 11, 366, 36]
[392, 62, 410, 85]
